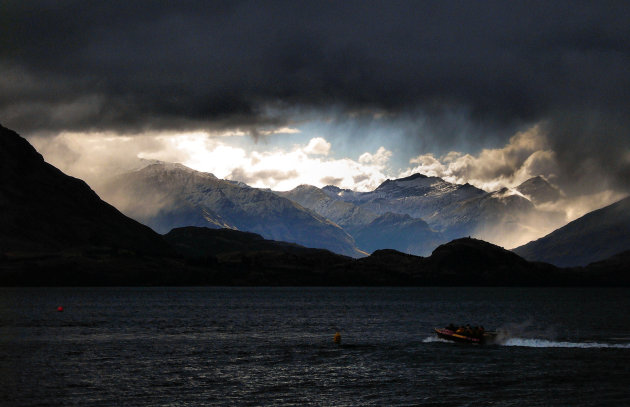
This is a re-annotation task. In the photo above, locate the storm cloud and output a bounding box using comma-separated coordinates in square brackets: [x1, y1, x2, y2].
[2, 1, 630, 192]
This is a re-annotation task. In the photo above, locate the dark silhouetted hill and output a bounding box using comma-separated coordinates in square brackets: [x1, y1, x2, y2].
[422, 238, 557, 285]
[0, 124, 173, 258]
[513, 196, 630, 266]
[163, 226, 357, 285]
[1, 124, 628, 287]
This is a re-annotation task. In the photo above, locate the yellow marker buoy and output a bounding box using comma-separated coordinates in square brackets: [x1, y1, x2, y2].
[333, 332, 341, 344]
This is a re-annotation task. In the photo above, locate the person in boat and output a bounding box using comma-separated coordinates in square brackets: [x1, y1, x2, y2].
[470, 326, 485, 339]
[446, 323, 457, 332]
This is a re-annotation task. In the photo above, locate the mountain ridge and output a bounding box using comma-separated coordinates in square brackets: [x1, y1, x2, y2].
[286, 173, 565, 252]
[2, 124, 628, 287]
[98, 162, 366, 257]
[513, 196, 630, 266]
[0, 124, 174, 257]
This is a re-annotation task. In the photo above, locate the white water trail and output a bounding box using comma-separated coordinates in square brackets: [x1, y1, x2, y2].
[422, 336, 448, 343]
[423, 334, 630, 348]
[500, 338, 630, 349]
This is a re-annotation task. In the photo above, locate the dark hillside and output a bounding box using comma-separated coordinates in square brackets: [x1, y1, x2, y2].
[0, 124, 173, 257]
[513, 197, 630, 267]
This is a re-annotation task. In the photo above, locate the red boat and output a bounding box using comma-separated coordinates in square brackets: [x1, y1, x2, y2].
[434, 328, 498, 344]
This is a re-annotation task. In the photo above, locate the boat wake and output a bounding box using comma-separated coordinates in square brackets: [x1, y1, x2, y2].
[422, 336, 448, 343]
[499, 338, 630, 349]
[423, 335, 630, 348]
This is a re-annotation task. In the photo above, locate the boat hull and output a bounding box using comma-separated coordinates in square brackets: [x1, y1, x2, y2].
[434, 328, 497, 344]
[435, 328, 480, 343]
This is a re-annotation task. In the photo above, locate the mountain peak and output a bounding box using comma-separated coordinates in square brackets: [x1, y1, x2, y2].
[516, 175, 561, 204]
[143, 161, 197, 172]
[1, 123, 45, 171]
[379, 173, 430, 185]
[397, 173, 429, 182]
[137, 162, 218, 179]
[0, 124, 174, 257]
[294, 184, 321, 192]
[374, 172, 456, 196]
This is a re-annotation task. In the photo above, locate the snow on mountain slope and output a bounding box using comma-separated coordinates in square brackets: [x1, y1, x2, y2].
[516, 176, 562, 204]
[98, 163, 365, 257]
[279, 183, 444, 256]
[322, 173, 565, 248]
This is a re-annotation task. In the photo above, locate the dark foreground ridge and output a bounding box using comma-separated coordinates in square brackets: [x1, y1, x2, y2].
[513, 196, 630, 267]
[4, 225, 629, 286]
[1, 124, 629, 286]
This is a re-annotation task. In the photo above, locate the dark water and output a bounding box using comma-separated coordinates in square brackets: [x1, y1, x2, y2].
[1, 287, 629, 406]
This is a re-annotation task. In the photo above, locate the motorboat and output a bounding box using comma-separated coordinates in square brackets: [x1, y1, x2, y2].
[434, 327, 498, 344]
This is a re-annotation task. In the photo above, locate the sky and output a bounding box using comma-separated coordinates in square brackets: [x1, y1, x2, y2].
[2, 1, 630, 218]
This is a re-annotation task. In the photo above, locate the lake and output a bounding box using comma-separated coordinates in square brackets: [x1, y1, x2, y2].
[1, 287, 629, 406]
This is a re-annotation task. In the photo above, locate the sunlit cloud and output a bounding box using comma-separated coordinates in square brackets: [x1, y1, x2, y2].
[402, 125, 559, 192]
[396, 124, 628, 246]
[359, 146, 392, 167]
[152, 133, 391, 190]
[303, 137, 331, 155]
[29, 131, 392, 192]
[28, 124, 626, 228]
[206, 139, 392, 191]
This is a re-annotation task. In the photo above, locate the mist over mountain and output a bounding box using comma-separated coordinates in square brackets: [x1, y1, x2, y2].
[515, 176, 562, 204]
[2, 123, 627, 287]
[351, 213, 442, 256]
[513, 196, 630, 267]
[97, 163, 365, 257]
[0, 124, 173, 257]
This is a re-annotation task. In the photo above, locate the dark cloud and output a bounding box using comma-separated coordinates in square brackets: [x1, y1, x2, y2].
[2, 1, 630, 191]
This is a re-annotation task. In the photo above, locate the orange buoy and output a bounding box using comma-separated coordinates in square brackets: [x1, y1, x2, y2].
[333, 332, 341, 344]
[57, 306, 64, 312]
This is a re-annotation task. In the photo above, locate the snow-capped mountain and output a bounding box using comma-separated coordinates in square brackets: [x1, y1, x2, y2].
[303, 173, 565, 249]
[324, 173, 486, 221]
[515, 176, 561, 204]
[97, 163, 365, 257]
[320, 173, 533, 237]
[278, 183, 443, 256]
